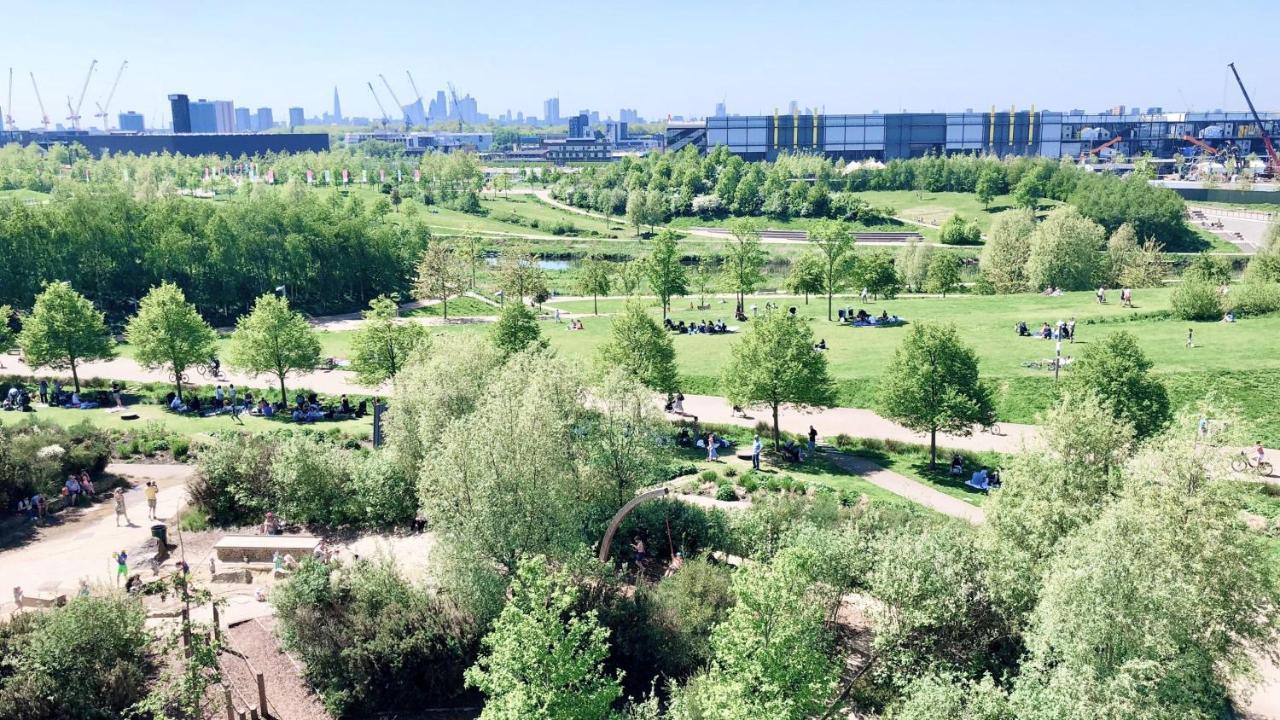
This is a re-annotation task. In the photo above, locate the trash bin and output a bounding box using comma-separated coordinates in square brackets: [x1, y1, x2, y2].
[151, 524, 168, 547]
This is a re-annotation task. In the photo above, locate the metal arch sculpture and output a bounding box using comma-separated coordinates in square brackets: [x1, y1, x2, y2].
[597, 487, 670, 563]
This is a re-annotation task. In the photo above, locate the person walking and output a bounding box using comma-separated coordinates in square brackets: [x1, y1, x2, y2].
[144, 482, 158, 520]
[752, 434, 763, 470]
[113, 487, 130, 527]
[38, 379, 48, 405]
[1186, 328, 1194, 348]
[111, 381, 123, 409]
[214, 385, 224, 409]
[808, 425, 818, 453]
[228, 384, 241, 423]
[707, 432, 718, 461]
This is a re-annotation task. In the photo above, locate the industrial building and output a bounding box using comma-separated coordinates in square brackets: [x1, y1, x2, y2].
[0, 130, 329, 157]
[344, 131, 493, 154]
[667, 108, 1280, 162]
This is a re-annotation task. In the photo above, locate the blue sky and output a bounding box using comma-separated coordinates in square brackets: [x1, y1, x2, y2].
[2, 0, 1276, 128]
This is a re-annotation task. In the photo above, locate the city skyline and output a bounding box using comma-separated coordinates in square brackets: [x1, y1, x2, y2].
[0, 0, 1277, 129]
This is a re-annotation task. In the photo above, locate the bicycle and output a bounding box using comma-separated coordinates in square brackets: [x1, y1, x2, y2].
[196, 362, 221, 379]
[981, 422, 1003, 436]
[1231, 452, 1273, 476]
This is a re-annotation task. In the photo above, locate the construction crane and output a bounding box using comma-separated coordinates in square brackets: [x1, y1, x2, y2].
[1181, 134, 1220, 157]
[1079, 135, 1122, 162]
[1227, 62, 1279, 177]
[93, 60, 127, 131]
[447, 82, 463, 131]
[378, 73, 409, 129]
[406, 70, 423, 104]
[4, 68, 14, 131]
[67, 59, 98, 130]
[366, 81, 390, 130]
[29, 72, 50, 130]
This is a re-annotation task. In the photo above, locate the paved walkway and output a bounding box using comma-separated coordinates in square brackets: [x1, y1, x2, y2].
[823, 451, 985, 523]
[0, 463, 194, 607]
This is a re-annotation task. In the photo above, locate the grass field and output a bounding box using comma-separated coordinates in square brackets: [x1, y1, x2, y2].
[403, 296, 497, 318]
[525, 287, 1280, 445]
[0, 188, 51, 203]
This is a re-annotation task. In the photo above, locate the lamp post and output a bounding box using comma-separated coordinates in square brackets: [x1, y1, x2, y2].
[1054, 339, 1062, 383]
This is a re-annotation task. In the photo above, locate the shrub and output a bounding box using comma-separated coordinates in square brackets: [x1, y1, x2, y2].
[178, 507, 210, 532]
[273, 559, 479, 717]
[0, 418, 111, 509]
[615, 499, 732, 562]
[723, 467, 738, 478]
[0, 596, 153, 719]
[740, 471, 761, 493]
[189, 434, 274, 525]
[1228, 281, 1280, 317]
[939, 215, 982, 246]
[167, 436, 191, 461]
[647, 558, 735, 676]
[715, 485, 738, 502]
[546, 220, 576, 235]
[699, 469, 719, 484]
[1170, 279, 1222, 321]
[666, 463, 698, 481]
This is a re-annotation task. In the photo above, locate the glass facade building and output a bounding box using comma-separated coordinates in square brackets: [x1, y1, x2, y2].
[684, 109, 1280, 161]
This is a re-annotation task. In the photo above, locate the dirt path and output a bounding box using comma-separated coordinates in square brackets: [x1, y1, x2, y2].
[0, 463, 194, 608]
[221, 616, 332, 720]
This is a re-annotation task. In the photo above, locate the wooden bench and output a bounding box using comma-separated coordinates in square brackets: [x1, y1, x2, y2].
[213, 535, 322, 564]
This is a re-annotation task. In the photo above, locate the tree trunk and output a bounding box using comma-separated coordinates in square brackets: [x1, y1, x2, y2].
[827, 291, 833, 322]
[929, 426, 938, 467]
[443, 295, 449, 321]
[70, 358, 80, 394]
[772, 403, 781, 451]
[175, 368, 184, 402]
[593, 294, 598, 315]
[279, 376, 288, 405]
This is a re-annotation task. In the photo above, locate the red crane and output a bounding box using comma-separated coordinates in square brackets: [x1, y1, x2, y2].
[1228, 62, 1279, 176]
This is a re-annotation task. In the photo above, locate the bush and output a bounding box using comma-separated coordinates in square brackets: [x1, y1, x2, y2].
[614, 499, 732, 562]
[723, 467, 738, 478]
[1228, 281, 1280, 317]
[0, 596, 153, 719]
[666, 463, 698, 481]
[273, 559, 479, 717]
[0, 418, 112, 510]
[547, 220, 576, 235]
[167, 436, 191, 461]
[1170, 280, 1222, 321]
[939, 215, 982, 245]
[646, 558, 735, 676]
[699, 469, 719, 484]
[740, 471, 761, 493]
[178, 507, 211, 532]
[715, 485, 738, 502]
[189, 434, 274, 525]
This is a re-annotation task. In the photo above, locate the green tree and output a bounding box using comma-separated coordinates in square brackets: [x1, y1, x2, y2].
[17, 281, 114, 393]
[1170, 279, 1223, 321]
[0, 305, 16, 355]
[978, 208, 1036, 294]
[644, 230, 688, 320]
[783, 251, 825, 303]
[598, 301, 679, 392]
[461, 231, 485, 289]
[575, 255, 612, 315]
[490, 302, 544, 357]
[1182, 254, 1232, 286]
[1061, 330, 1169, 439]
[852, 250, 903, 299]
[925, 253, 963, 297]
[878, 322, 993, 465]
[1244, 223, 1280, 282]
[975, 165, 1004, 209]
[466, 555, 622, 720]
[227, 293, 321, 403]
[349, 295, 430, 384]
[1103, 222, 1139, 286]
[891, 674, 1012, 720]
[496, 246, 549, 304]
[616, 259, 643, 296]
[897, 240, 933, 293]
[670, 559, 838, 720]
[939, 215, 982, 246]
[1025, 206, 1106, 291]
[691, 258, 717, 310]
[414, 242, 467, 321]
[1011, 166, 1047, 209]
[721, 310, 834, 449]
[125, 282, 218, 401]
[808, 220, 855, 321]
[723, 218, 767, 308]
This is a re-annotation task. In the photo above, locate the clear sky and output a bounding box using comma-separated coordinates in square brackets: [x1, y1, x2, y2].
[2, 0, 1276, 128]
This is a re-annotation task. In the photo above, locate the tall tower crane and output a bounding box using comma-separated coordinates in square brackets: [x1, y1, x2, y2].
[405, 70, 423, 104]
[67, 59, 98, 130]
[447, 82, 463, 131]
[93, 60, 127, 131]
[366, 81, 390, 130]
[1227, 62, 1279, 177]
[4, 68, 14, 131]
[378, 73, 409, 129]
[29, 72, 50, 130]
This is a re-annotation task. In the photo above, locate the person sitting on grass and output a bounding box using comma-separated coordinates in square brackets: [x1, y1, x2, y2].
[169, 394, 187, 413]
[814, 338, 827, 351]
[1040, 322, 1052, 339]
[188, 396, 202, 414]
[950, 454, 964, 476]
[782, 439, 802, 463]
[1016, 321, 1030, 337]
[338, 395, 353, 417]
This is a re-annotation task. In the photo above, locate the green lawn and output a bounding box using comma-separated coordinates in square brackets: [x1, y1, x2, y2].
[0, 188, 50, 202]
[403, 296, 497, 318]
[529, 287, 1280, 445]
[0, 402, 373, 438]
[482, 194, 623, 237]
[685, 451, 926, 511]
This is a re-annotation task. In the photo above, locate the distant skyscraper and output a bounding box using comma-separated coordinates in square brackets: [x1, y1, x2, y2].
[605, 121, 628, 143]
[428, 90, 447, 123]
[788, 100, 799, 115]
[168, 94, 191, 133]
[619, 108, 641, 124]
[235, 107, 252, 132]
[569, 112, 590, 138]
[188, 99, 218, 133]
[332, 86, 342, 123]
[544, 97, 560, 125]
[589, 110, 600, 125]
[714, 102, 726, 118]
[256, 107, 274, 131]
[288, 107, 304, 128]
[403, 98, 427, 127]
[118, 111, 144, 132]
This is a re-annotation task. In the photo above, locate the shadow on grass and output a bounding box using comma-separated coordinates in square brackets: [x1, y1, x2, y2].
[846, 446, 990, 500]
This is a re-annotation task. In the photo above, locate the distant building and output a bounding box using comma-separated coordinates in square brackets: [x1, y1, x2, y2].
[620, 108, 641, 124]
[569, 112, 590, 138]
[429, 91, 447, 123]
[403, 98, 427, 127]
[235, 107, 252, 132]
[714, 102, 726, 118]
[213, 101, 234, 133]
[118, 111, 145, 132]
[343, 130, 492, 154]
[168, 94, 191, 133]
[288, 107, 305, 128]
[188, 99, 218, 133]
[332, 86, 342, 124]
[605, 121, 628, 143]
[544, 136, 611, 163]
[9, 130, 329, 157]
[544, 97, 560, 125]
[256, 107, 274, 131]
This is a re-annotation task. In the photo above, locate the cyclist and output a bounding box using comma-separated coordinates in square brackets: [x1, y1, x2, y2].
[1254, 441, 1266, 466]
[209, 356, 221, 375]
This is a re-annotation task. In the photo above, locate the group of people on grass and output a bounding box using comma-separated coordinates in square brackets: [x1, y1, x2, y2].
[950, 454, 1003, 492]
[839, 308, 903, 327]
[166, 386, 366, 423]
[1017, 318, 1077, 342]
[3, 379, 127, 412]
[665, 317, 731, 335]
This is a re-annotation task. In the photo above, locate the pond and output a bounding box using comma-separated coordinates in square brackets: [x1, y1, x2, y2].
[485, 257, 572, 271]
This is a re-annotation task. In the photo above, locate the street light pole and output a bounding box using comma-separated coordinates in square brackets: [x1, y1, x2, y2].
[1054, 339, 1062, 383]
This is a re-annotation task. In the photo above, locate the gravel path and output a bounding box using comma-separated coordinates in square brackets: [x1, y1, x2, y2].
[222, 617, 331, 720]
